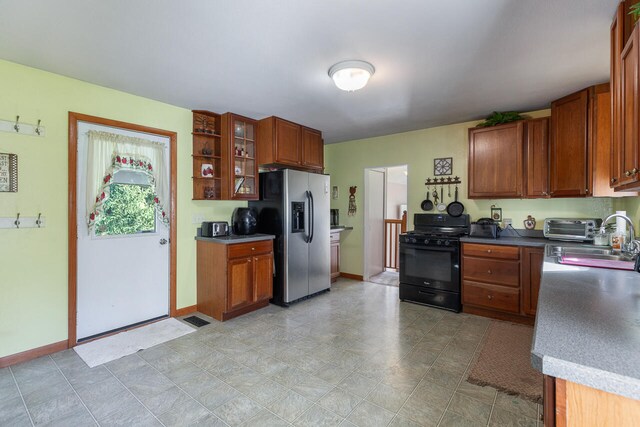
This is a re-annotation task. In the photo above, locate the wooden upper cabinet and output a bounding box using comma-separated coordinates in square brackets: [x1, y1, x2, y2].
[275, 117, 302, 166]
[525, 117, 550, 198]
[302, 126, 324, 169]
[258, 116, 324, 171]
[221, 113, 259, 200]
[550, 88, 589, 197]
[611, 4, 625, 188]
[619, 24, 640, 188]
[468, 121, 524, 198]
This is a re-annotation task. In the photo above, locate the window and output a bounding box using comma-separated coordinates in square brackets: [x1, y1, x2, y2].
[94, 170, 156, 236]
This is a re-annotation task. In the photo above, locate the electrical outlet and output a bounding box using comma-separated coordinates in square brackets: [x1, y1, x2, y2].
[192, 214, 205, 224]
[503, 218, 513, 228]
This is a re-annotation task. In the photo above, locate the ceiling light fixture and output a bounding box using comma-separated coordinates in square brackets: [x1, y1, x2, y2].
[328, 60, 375, 92]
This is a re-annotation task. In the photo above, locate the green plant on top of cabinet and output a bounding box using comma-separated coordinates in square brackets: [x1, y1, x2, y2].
[221, 113, 259, 200]
[192, 110, 222, 200]
[257, 116, 324, 172]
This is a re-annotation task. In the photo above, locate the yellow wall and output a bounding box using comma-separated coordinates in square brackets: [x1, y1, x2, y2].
[0, 60, 245, 358]
[325, 111, 632, 276]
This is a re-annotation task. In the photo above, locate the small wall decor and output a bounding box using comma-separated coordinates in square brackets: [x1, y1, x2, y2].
[0, 153, 18, 192]
[490, 205, 502, 222]
[433, 157, 453, 176]
[332, 185, 339, 200]
[524, 215, 536, 230]
[348, 186, 357, 216]
[0, 116, 46, 137]
[201, 163, 214, 177]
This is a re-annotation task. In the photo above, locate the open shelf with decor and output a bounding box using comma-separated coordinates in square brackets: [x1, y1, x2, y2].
[192, 110, 222, 200]
[221, 113, 259, 200]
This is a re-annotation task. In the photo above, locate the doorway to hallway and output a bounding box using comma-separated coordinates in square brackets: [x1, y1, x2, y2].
[363, 165, 407, 286]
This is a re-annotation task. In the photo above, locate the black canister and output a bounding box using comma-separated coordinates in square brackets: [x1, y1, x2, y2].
[231, 207, 257, 235]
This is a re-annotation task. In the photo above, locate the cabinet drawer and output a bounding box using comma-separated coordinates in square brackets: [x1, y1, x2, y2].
[463, 281, 520, 313]
[462, 257, 520, 287]
[463, 243, 520, 260]
[228, 240, 273, 259]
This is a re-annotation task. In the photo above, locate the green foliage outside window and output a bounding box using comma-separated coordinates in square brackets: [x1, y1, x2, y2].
[95, 183, 156, 236]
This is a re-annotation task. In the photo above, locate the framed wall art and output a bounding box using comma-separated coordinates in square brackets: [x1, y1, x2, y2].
[434, 157, 452, 176]
[490, 205, 502, 222]
[0, 153, 18, 192]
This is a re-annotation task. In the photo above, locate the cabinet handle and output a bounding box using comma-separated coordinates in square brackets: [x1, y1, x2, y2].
[487, 269, 492, 274]
[632, 168, 639, 176]
[248, 258, 252, 263]
[488, 295, 493, 300]
[611, 177, 617, 183]
[487, 249, 492, 253]
[542, 191, 548, 196]
[251, 247, 255, 251]
[625, 170, 632, 177]
[549, 191, 554, 195]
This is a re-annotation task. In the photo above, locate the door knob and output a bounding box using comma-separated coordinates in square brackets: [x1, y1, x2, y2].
[159, 238, 168, 245]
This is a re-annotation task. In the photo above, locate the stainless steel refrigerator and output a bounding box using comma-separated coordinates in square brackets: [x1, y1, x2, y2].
[249, 169, 330, 306]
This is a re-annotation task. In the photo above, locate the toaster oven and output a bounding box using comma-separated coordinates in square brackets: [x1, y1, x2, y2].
[543, 218, 602, 242]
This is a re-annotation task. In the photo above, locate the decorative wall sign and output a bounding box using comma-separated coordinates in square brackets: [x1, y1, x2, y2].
[348, 186, 357, 216]
[490, 205, 502, 222]
[0, 153, 18, 192]
[434, 157, 453, 176]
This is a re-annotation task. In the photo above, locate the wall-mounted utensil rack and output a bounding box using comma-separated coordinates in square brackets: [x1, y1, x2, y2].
[425, 176, 462, 186]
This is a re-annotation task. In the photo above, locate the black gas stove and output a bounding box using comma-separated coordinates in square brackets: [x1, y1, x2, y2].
[399, 214, 469, 312]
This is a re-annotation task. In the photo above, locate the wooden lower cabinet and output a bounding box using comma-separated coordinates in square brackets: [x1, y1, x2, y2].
[549, 376, 640, 427]
[197, 239, 273, 321]
[462, 242, 543, 323]
[330, 231, 340, 282]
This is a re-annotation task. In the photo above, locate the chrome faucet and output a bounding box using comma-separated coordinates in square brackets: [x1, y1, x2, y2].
[600, 214, 640, 254]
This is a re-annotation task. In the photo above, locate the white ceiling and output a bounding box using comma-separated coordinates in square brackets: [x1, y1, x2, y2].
[0, 0, 618, 143]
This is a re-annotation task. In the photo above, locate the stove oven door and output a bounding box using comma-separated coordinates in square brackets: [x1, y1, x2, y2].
[399, 243, 460, 292]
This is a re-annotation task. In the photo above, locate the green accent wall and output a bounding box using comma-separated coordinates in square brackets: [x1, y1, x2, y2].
[0, 60, 246, 358]
[325, 111, 634, 277]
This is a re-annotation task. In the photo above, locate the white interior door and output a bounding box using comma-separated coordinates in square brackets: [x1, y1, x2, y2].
[365, 169, 386, 279]
[76, 121, 170, 341]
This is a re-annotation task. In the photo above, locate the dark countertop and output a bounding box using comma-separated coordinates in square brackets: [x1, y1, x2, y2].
[531, 249, 640, 400]
[195, 234, 275, 244]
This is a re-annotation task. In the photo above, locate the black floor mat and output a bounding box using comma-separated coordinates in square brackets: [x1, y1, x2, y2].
[182, 316, 210, 327]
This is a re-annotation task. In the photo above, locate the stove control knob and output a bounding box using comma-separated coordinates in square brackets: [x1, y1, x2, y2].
[423, 239, 430, 245]
[444, 240, 450, 246]
[437, 240, 443, 245]
[410, 238, 417, 244]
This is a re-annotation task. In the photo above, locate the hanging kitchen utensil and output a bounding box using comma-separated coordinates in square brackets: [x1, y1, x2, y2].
[421, 184, 434, 211]
[448, 181, 451, 198]
[436, 185, 447, 212]
[447, 185, 465, 217]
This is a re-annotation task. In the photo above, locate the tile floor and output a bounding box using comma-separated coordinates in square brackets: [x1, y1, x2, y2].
[0, 278, 543, 426]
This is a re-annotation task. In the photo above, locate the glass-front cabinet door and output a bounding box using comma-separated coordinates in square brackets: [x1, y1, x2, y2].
[223, 113, 259, 200]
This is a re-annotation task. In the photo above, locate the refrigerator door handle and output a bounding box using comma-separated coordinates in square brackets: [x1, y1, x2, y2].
[309, 190, 315, 243]
[304, 191, 311, 243]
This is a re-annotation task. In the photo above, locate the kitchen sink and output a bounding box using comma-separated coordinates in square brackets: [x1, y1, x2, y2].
[549, 244, 637, 270]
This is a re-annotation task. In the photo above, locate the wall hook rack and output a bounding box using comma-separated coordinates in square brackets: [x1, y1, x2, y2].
[0, 116, 46, 137]
[0, 214, 47, 229]
[425, 176, 462, 186]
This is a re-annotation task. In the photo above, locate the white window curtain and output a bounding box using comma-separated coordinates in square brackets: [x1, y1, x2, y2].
[86, 130, 169, 230]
